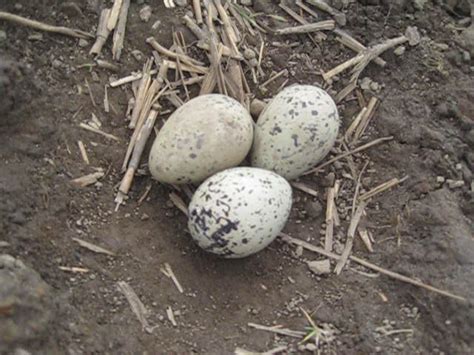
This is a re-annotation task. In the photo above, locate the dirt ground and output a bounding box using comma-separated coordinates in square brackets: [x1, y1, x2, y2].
[1, 0, 473, 354]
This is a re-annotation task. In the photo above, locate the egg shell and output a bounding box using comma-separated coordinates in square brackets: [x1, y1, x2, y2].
[251, 85, 339, 180]
[148, 94, 254, 184]
[188, 167, 292, 258]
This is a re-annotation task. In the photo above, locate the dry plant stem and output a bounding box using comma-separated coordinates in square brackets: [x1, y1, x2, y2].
[291, 182, 318, 197]
[334, 28, 386, 67]
[138, 184, 152, 205]
[117, 108, 159, 197]
[335, 81, 357, 103]
[72, 237, 115, 256]
[117, 281, 156, 333]
[247, 323, 305, 338]
[214, 0, 240, 56]
[279, 234, 467, 302]
[96, 59, 120, 71]
[79, 123, 119, 141]
[183, 14, 206, 40]
[325, 183, 337, 252]
[166, 307, 178, 327]
[193, 0, 203, 24]
[71, 171, 104, 187]
[112, 0, 130, 60]
[121, 74, 168, 172]
[354, 97, 379, 141]
[279, 3, 318, 45]
[146, 37, 205, 66]
[103, 85, 110, 112]
[276, 20, 335, 34]
[260, 69, 287, 88]
[345, 106, 368, 142]
[90, 9, 112, 55]
[351, 160, 369, 214]
[129, 60, 152, 129]
[78, 141, 89, 165]
[0, 11, 92, 39]
[359, 176, 408, 201]
[84, 78, 97, 107]
[296, 0, 319, 19]
[59, 266, 90, 273]
[107, 0, 123, 31]
[164, 263, 184, 293]
[169, 192, 189, 216]
[324, 34, 409, 82]
[304, 136, 393, 175]
[305, 0, 346, 26]
[334, 201, 367, 274]
[358, 227, 373, 252]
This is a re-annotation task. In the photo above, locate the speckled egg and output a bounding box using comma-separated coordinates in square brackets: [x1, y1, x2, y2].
[148, 94, 254, 184]
[188, 167, 292, 258]
[251, 85, 339, 180]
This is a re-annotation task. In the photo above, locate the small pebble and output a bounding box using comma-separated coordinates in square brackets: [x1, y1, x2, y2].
[0, 30, 7, 43]
[78, 39, 89, 48]
[462, 50, 471, 62]
[394, 46, 406, 56]
[240, 0, 253, 5]
[434, 43, 449, 51]
[139, 5, 152, 22]
[175, 0, 188, 6]
[243, 48, 256, 60]
[436, 176, 445, 184]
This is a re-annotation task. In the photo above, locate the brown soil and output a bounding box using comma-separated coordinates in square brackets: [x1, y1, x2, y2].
[1, 0, 473, 354]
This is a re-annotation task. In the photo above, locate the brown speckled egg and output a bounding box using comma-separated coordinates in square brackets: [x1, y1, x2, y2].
[148, 94, 254, 184]
[188, 167, 292, 258]
[251, 85, 339, 180]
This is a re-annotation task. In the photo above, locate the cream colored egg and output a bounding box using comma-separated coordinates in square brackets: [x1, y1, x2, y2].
[149, 94, 254, 184]
[188, 167, 292, 258]
[251, 85, 339, 180]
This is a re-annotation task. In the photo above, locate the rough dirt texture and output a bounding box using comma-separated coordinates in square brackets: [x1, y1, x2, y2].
[0, 0, 473, 354]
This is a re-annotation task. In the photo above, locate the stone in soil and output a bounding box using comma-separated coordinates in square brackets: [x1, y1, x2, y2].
[0, 255, 55, 353]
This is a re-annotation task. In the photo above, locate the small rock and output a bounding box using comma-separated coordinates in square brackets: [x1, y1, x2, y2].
[321, 172, 335, 187]
[462, 50, 471, 62]
[0, 30, 6, 43]
[140, 213, 150, 221]
[394, 46, 406, 56]
[243, 48, 257, 60]
[152, 20, 161, 30]
[0, 255, 54, 353]
[305, 343, 317, 351]
[14, 4, 23, 10]
[436, 176, 445, 184]
[59, 2, 84, 17]
[139, 5, 152, 22]
[305, 199, 323, 219]
[240, 0, 253, 5]
[434, 42, 449, 51]
[307, 259, 331, 275]
[78, 39, 89, 48]
[131, 50, 144, 62]
[294, 245, 304, 257]
[412, 0, 428, 10]
[460, 25, 474, 56]
[465, 129, 474, 146]
[175, 0, 188, 6]
[51, 59, 62, 68]
[360, 77, 372, 91]
[249, 58, 258, 67]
